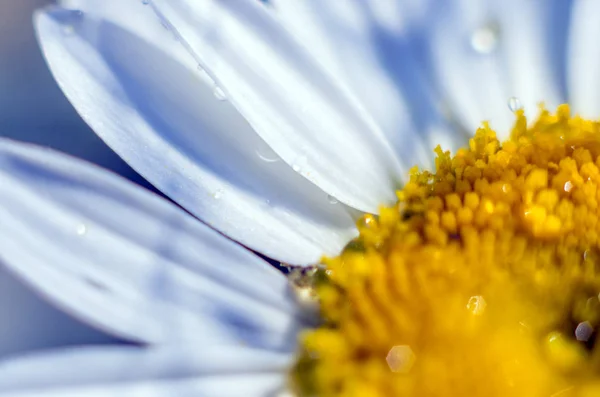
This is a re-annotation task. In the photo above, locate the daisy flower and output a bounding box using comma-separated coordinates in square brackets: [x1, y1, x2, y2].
[3, 0, 600, 396]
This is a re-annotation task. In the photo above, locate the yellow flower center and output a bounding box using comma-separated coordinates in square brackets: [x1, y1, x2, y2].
[293, 105, 600, 396]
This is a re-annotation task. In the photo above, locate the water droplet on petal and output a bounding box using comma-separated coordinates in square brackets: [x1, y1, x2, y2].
[470, 23, 499, 54]
[292, 155, 307, 173]
[564, 181, 573, 192]
[256, 147, 279, 163]
[213, 189, 224, 199]
[76, 223, 87, 236]
[213, 86, 227, 101]
[327, 195, 339, 204]
[508, 96, 522, 112]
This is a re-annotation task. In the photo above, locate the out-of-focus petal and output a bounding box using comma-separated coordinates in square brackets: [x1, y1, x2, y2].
[269, 0, 465, 166]
[0, 265, 120, 358]
[568, 0, 600, 118]
[35, 4, 358, 265]
[0, 345, 288, 397]
[149, 0, 405, 212]
[0, 138, 304, 351]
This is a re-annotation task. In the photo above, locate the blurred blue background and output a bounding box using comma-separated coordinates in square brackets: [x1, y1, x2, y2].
[0, 0, 136, 359]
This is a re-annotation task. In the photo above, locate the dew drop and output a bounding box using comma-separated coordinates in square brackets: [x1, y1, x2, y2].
[357, 214, 377, 230]
[213, 86, 227, 101]
[564, 181, 574, 192]
[292, 155, 307, 173]
[470, 23, 499, 54]
[76, 223, 87, 236]
[467, 295, 487, 315]
[213, 189, 224, 199]
[386, 345, 416, 374]
[508, 96, 522, 112]
[327, 194, 339, 204]
[255, 148, 279, 163]
[575, 321, 594, 342]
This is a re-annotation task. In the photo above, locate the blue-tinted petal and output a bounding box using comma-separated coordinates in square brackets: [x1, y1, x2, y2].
[0, 345, 289, 397]
[149, 0, 405, 211]
[568, 0, 600, 118]
[270, 0, 465, 167]
[424, 0, 567, 136]
[0, 266, 120, 358]
[34, 4, 357, 265]
[0, 138, 304, 351]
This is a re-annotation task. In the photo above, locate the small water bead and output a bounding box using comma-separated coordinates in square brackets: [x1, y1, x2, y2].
[292, 155, 308, 173]
[564, 181, 574, 193]
[289, 266, 321, 317]
[213, 86, 227, 101]
[327, 195, 339, 204]
[213, 189, 224, 199]
[575, 321, 594, 342]
[386, 345, 416, 374]
[508, 96, 522, 112]
[76, 223, 87, 236]
[255, 148, 279, 163]
[357, 214, 377, 230]
[470, 23, 499, 54]
[467, 295, 487, 315]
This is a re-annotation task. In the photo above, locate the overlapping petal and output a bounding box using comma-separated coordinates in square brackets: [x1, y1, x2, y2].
[149, 0, 405, 211]
[0, 138, 304, 351]
[0, 265, 118, 358]
[0, 345, 289, 397]
[35, 3, 358, 265]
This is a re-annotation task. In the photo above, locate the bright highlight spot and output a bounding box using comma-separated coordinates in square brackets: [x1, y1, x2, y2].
[386, 345, 416, 374]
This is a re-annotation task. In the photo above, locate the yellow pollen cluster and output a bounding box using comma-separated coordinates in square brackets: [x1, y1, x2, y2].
[293, 105, 600, 396]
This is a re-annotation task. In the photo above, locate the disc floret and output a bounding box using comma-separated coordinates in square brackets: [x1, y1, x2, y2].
[294, 105, 600, 396]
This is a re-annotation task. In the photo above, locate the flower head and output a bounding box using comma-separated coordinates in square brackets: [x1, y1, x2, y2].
[3, 0, 600, 396]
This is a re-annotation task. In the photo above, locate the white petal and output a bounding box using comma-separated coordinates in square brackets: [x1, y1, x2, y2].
[0, 345, 288, 397]
[269, 0, 467, 166]
[426, 0, 566, 137]
[149, 0, 405, 211]
[35, 4, 358, 264]
[568, 0, 600, 118]
[0, 267, 118, 357]
[428, 1, 512, 135]
[0, 138, 304, 350]
[494, 0, 566, 119]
